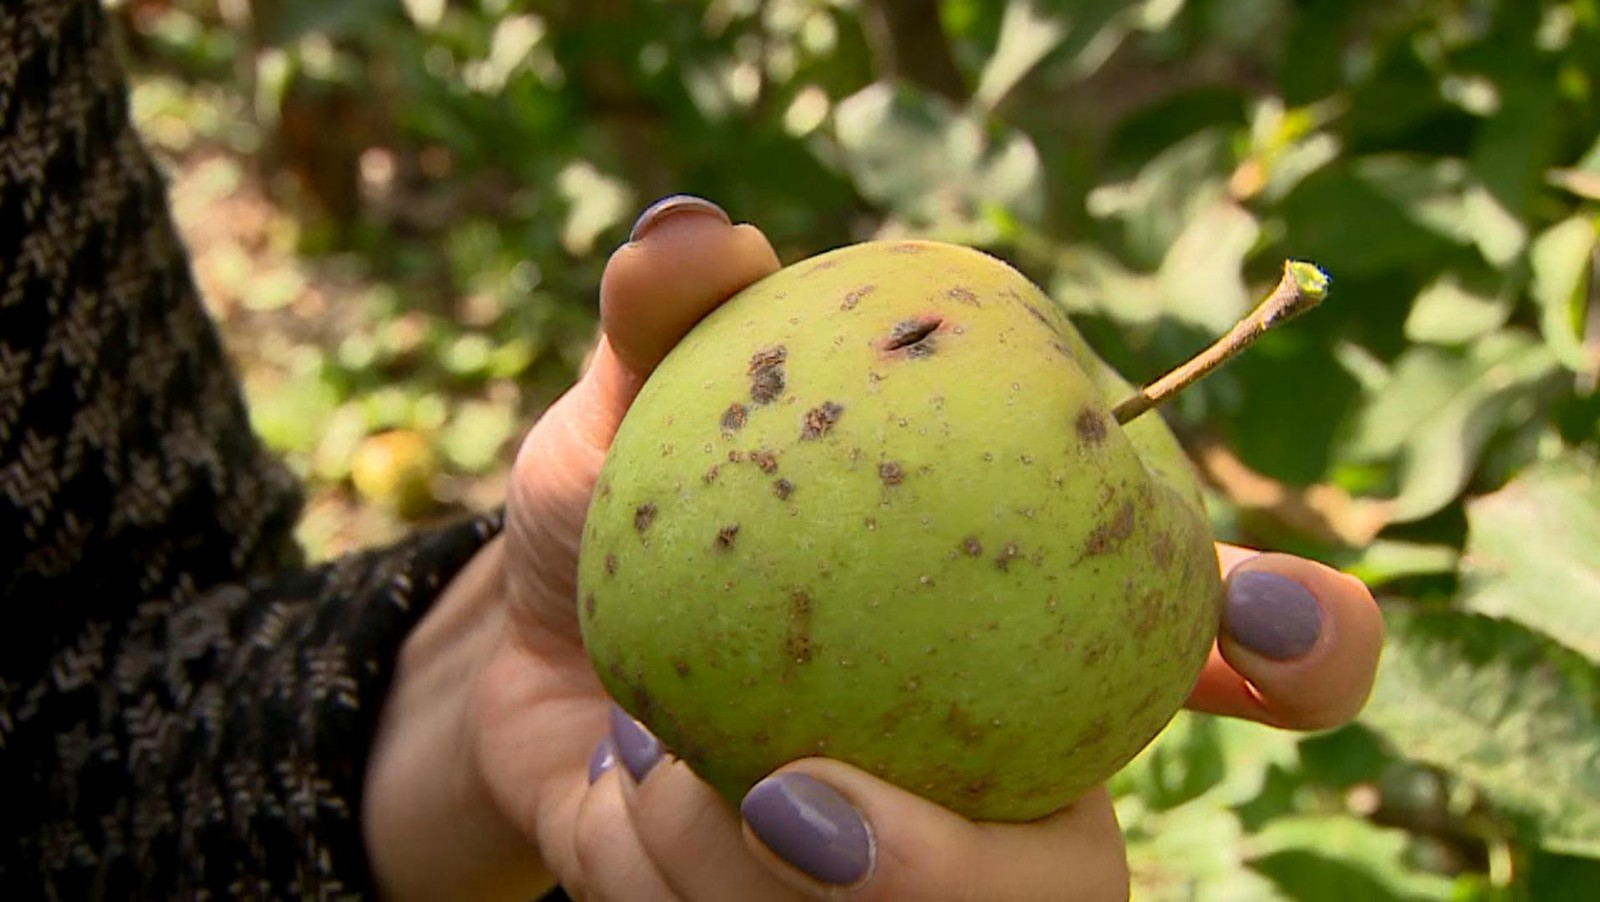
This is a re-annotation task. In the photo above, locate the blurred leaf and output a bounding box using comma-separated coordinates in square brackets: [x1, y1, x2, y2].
[1340, 334, 1560, 522]
[1278, 163, 1461, 280]
[1523, 848, 1600, 899]
[1122, 798, 1278, 902]
[1114, 712, 1299, 812]
[1529, 213, 1598, 374]
[441, 400, 519, 474]
[247, 371, 340, 456]
[1048, 245, 1164, 325]
[1247, 815, 1459, 901]
[1296, 724, 1392, 789]
[400, 0, 447, 31]
[1361, 609, 1600, 857]
[1460, 452, 1600, 663]
[1402, 270, 1513, 345]
[1342, 540, 1461, 586]
[260, 0, 402, 46]
[1004, 0, 1135, 88]
[831, 81, 1045, 227]
[972, 0, 1066, 111]
[1086, 129, 1231, 269]
[556, 161, 634, 257]
[1155, 199, 1261, 333]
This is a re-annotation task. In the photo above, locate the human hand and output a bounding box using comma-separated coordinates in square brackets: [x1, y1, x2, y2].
[361, 197, 1384, 901]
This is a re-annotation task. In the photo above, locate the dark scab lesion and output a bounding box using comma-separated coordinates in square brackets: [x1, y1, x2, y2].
[714, 524, 740, 550]
[702, 465, 720, 485]
[633, 502, 657, 535]
[1084, 499, 1136, 556]
[994, 541, 1020, 571]
[784, 589, 815, 670]
[841, 284, 876, 310]
[1149, 529, 1176, 568]
[584, 592, 597, 620]
[721, 403, 749, 433]
[750, 449, 779, 473]
[882, 316, 942, 357]
[878, 461, 905, 486]
[1075, 407, 1109, 446]
[604, 553, 618, 576]
[773, 478, 795, 500]
[747, 345, 788, 405]
[961, 535, 983, 557]
[943, 703, 986, 745]
[670, 657, 692, 679]
[944, 286, 979, 306]
[799, 401, 844, 440]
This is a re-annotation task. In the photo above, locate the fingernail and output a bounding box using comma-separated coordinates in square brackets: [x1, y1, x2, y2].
[1224, 570, 1323, 661]
[607, 706, 663, 782]
[629, 194, 730, 242]
[741, 773, 873, 887]
[588, 738, 617, 785]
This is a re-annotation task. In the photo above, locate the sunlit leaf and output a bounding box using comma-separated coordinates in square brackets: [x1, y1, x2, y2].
[1155, 199, 1260, 333]
[1341, 540, 1461, 586]
[972, 0, 1066, 111]
[1402, 270, 1513, 345]
[1247, 815, 1460, 901]
[1340, 334, 1560, 522]
[1529, 214, 1597, 373]
[1086, 129, 1232, 269]
[1121, 798, 1278, 901]
[830, 81, 1045, 227]
[1460, 453, 1600, 663]
[1114, 712, 1299, 812]
[1361, 609, 1600, 857]
[441, 400, 520, 474]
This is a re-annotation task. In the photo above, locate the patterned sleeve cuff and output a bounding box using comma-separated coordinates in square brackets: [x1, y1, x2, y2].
[8, 510, 504, 898]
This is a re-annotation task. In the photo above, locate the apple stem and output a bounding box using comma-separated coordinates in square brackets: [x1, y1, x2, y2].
[1111, 260, 1330, 426]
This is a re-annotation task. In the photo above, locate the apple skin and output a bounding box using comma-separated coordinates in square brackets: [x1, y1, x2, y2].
[576, 240, 1221, 821]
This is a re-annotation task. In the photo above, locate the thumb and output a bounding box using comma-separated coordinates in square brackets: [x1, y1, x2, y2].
[504, 197, 781, 644]
[740, 761, 1128, 901]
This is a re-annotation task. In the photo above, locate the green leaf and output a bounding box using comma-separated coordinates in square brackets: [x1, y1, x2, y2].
[1085, 128, 1232, 269]
[259, 0, 402, 45]
[1529, 214, 1598, 374]
[1047, 245, 1164, 325]
[1360, 609, 1600, 856]
[1341, 540, 1461, 586]
[1113, 712, 1300, 812]
[1402, 270, 1513, 345]
[1460, 453, 1600, 663]
[1340, 334, 1559, 522]
[830, 82, 1045, 228]
[1155, 199, 1262, 333]
[972, 0, 1067, 112]
[1247, 815, 1460, 901]
[1121, 798, 1279, 901]
[441, 400, 519, 474]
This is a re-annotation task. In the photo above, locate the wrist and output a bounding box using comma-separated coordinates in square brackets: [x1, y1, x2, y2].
[362, 536, 555, 900]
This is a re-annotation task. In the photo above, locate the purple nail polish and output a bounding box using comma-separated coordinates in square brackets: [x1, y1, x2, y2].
[1224, 570, 1323, 661]
[588, 738, 617, 785]
[741, 773, 872, 887]
[629, 194, 731, 243]
[607, 706, 663, 782]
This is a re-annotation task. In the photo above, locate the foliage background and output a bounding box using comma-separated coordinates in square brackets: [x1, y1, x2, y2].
[117, 0, 1600, 897]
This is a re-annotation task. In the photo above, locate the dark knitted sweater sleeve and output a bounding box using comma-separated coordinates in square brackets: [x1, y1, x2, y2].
[1, 0, 504, 896]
